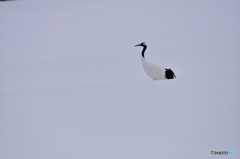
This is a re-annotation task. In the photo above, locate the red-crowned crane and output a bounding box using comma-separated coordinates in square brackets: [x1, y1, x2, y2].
[134, 42, 176, 80]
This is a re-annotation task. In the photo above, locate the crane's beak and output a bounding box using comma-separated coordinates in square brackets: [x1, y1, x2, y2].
[134, 44, 141, 47]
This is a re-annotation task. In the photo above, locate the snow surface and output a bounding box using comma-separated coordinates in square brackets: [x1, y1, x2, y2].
[1, 0, 240, 158]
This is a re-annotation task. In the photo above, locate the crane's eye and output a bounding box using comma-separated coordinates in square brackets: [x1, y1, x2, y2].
[142, 42, 146, 45]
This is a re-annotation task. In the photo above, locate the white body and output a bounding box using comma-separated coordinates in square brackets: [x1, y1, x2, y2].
[141, 56, 166, 80]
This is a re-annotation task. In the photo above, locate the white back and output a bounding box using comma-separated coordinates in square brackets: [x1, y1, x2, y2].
[141, 56, 166, 80]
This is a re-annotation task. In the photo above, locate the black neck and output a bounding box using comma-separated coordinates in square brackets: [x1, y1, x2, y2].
[142, 45, 147, 58]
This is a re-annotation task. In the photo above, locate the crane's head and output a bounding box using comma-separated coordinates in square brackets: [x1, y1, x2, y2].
[134, 42, 146, 47]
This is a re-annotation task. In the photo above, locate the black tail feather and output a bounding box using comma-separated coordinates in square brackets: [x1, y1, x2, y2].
[165, 68, 176, 79]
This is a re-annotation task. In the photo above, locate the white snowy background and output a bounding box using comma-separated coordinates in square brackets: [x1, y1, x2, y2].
[1, 0, 240, 158]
